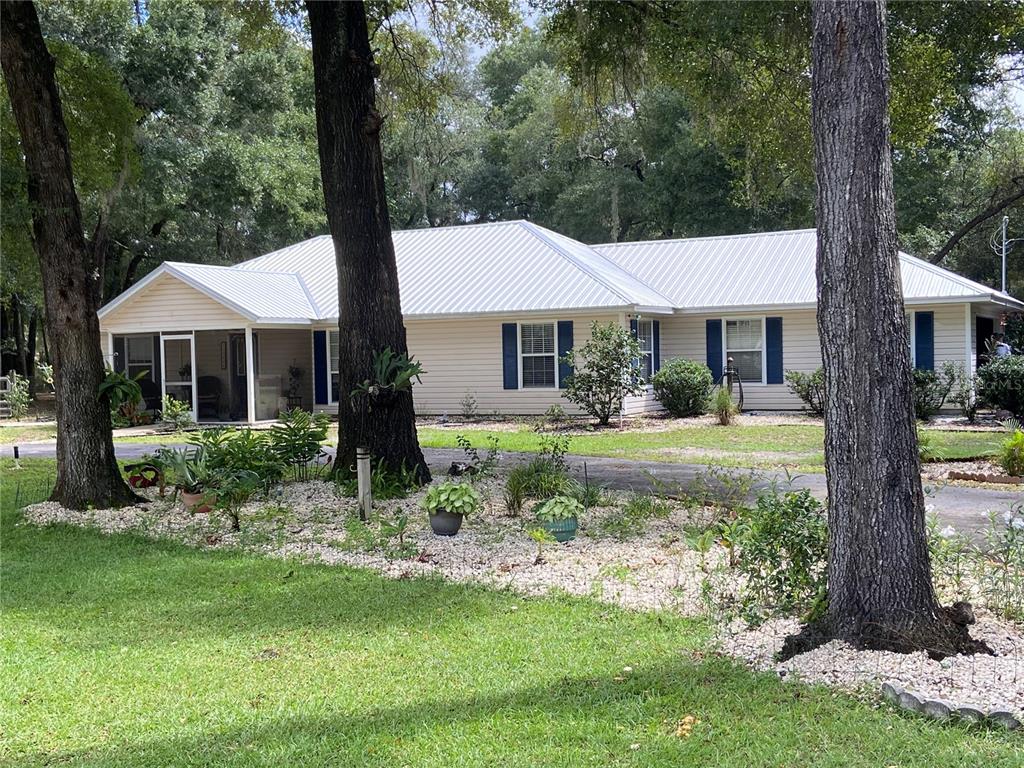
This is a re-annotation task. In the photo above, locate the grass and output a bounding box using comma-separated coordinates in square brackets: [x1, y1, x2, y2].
[418, 423, 1002, 472]
[0, 425, 57, 445]
[2, 458, 1020, 766]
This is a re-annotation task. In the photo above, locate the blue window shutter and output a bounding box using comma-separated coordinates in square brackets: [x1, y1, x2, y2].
[112, 336, 126, 373]
[313, 330, 328, 404]
[706, 320, 723, 381]
[502, 323, 518, 389]
[915, 312, 934, 371]
[557, 320, 573, 387]
[653, 320, 661, 373]
[765, 317, 784, 384]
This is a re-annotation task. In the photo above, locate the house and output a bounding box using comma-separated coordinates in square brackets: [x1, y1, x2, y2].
[97, 221, 1023, 423]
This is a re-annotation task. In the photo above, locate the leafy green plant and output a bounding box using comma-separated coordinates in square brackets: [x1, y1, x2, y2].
[542, 403, 566, 425]
[187, 428, 284, 490]
[912, 367, 956, 421]
[999, 429, 1024, 477]
[269, 408, 331, 480]
[527, 526, 557, 564]
[560, 321, 645, 426]
[916, 426, 944, 462]
[5, 371, 30, 419]
[533, 495, 583, 522]
[99, 368, 147, 425]
[712, 386, 737, 426]
[978, 354, 1024, 418]
[160, 395, 194, 430]
[730, 489, 828, 623]
[36, 362, 53, 392]
[652, 358, 712, 417]
[155, 446, 211, 494]
[209, 469, 261, 532]
[350, 347, 424, 406]
[784, 367, 825, 417]
[422, 481, 482, 517]
[505, 459, 570, 514]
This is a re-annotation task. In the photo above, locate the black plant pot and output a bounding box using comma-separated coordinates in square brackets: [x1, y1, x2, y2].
[429, 508, 464, 536]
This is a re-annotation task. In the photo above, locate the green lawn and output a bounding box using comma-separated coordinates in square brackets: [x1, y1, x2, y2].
[418, 423, 1001, 471]
[0, 425, 57, 445]
[2, 459, 1019, 766]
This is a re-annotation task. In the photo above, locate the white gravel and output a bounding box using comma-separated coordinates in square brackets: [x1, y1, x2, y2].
[721, 616, 1024, 717]
[21, 476, 1023, 718]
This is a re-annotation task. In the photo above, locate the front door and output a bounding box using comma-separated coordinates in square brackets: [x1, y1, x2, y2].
[161, 334, 197, 422]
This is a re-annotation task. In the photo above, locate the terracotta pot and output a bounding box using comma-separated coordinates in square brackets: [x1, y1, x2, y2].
[180, 490, 214, 514]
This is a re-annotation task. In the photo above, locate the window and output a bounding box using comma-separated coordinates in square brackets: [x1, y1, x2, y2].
[329, 330, 340, 402]
[126, 336, 154, 382]
[520, 323, 556, 388]
[636, 320, 654, 380]
[725, 318, 764, 383]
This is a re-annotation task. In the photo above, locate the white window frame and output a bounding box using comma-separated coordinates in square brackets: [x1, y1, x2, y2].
[518, 321, 558, 390]
[125, 335, 155, 381]
[636, 319, 654, 381]
[722, 316, 767, 385]
[328, 329, 341, 404]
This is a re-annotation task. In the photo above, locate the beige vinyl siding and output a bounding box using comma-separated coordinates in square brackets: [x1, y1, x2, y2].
[656, 303, 972, 411]
[99, 273, 247, 333]
[314, 314, 622, 416]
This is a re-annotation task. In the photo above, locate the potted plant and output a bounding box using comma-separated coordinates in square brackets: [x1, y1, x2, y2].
[158, 447, 215, 513]
[534, 495, 583, 542]
[422, 481, 481, 536]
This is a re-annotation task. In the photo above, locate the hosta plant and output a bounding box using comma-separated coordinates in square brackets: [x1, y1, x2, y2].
[534, 495, 583, 522]
[422, 481, 482, 517]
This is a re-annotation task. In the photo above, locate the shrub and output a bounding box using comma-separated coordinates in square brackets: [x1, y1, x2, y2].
[542, 403, 566, 425]
[561, 322, 645, 426]
[652, 359, 712, 417]
[978, 355, 1024, 418]
[209, 469, 261, 532]
[730, 489, 828, 622]
[943, 361, 978, 422]
[336, 460, 419, 500]
[912, 367, 956, 421]
[5, 371, 30, 419]
[455, 433, 501, 479]
[534, 495, 583, 522]
[99, 368, 147, 426]
[1000, 429, 1024, 477]
[422, 481, 481, 517]
[712, 387, 737, 426]
[160, 395, 194, 431]
[459, 391, 478, 420]
[188, 428, 284, 491]
[784, 367, 825, 417]
[269, 409, 331, 480]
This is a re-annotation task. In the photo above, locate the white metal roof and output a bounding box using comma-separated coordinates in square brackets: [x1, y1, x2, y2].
[594, 228, 1024, 312]
[97, 261, 316, 324]
[98, 222, 1022, 324]
[237, 219, 674, 319]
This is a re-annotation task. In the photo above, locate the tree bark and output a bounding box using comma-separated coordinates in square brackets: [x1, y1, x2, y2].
[306, 0, 430, 483]
[1, 1, 136, 508]
[787, 0, 985, 658]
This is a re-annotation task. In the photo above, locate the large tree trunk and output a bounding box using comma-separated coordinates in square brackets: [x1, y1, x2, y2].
[786, 0, 984, 659]
[1, 1, 136, 508]
[306, 0, 430, 483]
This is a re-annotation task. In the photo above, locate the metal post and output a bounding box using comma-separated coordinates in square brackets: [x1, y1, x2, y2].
[1002, 215, 1009, 294]
[356, 447, 371, 521]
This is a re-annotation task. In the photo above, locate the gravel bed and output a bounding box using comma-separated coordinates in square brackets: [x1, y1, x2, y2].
[721, 616, 1024, 718]
[21, 477, 1023, 720]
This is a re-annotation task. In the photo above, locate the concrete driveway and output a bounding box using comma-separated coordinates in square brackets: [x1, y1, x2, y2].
[3, 440, 1017, 539]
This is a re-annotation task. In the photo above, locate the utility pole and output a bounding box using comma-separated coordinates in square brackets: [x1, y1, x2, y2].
[1002, 215, 1008, 294]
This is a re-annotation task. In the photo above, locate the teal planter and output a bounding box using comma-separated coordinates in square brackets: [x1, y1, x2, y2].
[539, 516, 578, 543]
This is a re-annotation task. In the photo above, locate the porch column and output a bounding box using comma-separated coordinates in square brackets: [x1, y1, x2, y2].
[245, 326, 256, 423]
[106, 331, 114, 368]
